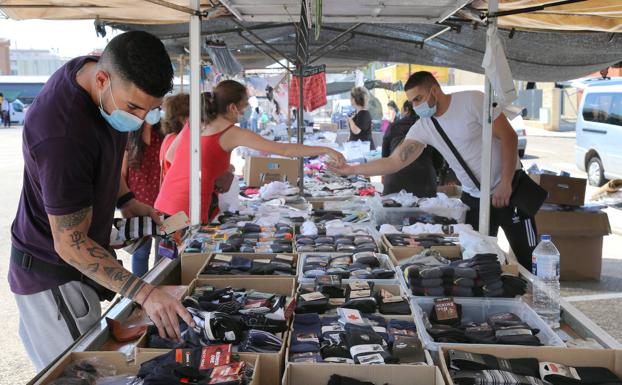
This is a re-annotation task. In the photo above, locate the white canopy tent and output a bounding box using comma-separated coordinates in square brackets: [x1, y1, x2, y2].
[1, 0, 621, 232]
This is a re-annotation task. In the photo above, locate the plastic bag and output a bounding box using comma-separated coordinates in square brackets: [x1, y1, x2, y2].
[219, 177, 241, 213]
[417, 193, 469, 223]
[459, 228, 506, 264]
[301, 220, 318, 236]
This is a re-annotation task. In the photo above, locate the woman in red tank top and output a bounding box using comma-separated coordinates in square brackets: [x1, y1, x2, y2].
[159, 93, 189, 183]
[155, 80, 345, 223]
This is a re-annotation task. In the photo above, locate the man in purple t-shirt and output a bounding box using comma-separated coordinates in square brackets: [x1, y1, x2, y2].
[9, 31, 193, 371]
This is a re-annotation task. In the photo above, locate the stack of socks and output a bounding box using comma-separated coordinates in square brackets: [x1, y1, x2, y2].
[302, 253, 395, 280]
[442, 266, 477, 297]
[201, 254, 295, 276]
[290, 313, 323, 362]
[404, 264, 445, 296]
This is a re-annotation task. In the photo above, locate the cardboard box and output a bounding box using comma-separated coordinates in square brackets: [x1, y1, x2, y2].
[283, 361, 443, 385]
[319, 123, 339, 132]
[438, 345, 622, 385]
[244, 156, 300, 187]
[197, 253, 298, 280]
[190, 277, 295, 385]
[182, 252, 297, 285]
[530, 174, 586, 206]
[385, 236, 462, 261]
[536, 210, 611, 280]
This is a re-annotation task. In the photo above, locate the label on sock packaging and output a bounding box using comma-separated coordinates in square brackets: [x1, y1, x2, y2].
[540, 362, 581, 380]
[213, 254, 233, 262]
[301, 292, 326, 301]
[199, 344, 232, 370]
[434, 298, 459, 322]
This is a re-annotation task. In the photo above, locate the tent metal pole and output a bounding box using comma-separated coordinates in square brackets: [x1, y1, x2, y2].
[237, 32, 294, 74]
[296, 0, 310, 194]
[309, 34, 355, 64]
[479, 0, 497, 235]
[308, 23, 361, 58]
[189, 0, 202, 225]
[233, 19, 296, 64]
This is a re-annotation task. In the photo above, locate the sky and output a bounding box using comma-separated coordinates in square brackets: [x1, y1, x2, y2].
[0, 19, 120, 57]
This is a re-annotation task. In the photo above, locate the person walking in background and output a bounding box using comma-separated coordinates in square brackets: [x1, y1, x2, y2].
[381, 100, 400, 133]
[381, 100, 444, 197]
[122, 122, 164, 277]
[159, 93, 189, 183]
[2, 94, 10, 127]
[348, 86, 374, 150]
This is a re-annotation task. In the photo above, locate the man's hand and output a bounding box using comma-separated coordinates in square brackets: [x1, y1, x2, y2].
[492, 180, 512, 208]
[327, 161, 356, 176]
[141, 286, 195, 341]
[121, 199, 162, 225]
[325, 148, 346, 167]
[214, 171, 235, 193]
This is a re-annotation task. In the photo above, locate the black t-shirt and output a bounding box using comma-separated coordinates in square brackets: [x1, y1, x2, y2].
[349, 110, 374, 149]
[382, 115, 445, 197]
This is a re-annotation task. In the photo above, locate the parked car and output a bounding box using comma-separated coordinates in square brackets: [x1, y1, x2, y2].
[511, 114, 527, 158]
[9, 99, 26, 125]
[575, 78, 622, 186]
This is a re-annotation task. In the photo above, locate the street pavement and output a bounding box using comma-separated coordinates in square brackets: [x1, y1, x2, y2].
[0, 124, 621, 383]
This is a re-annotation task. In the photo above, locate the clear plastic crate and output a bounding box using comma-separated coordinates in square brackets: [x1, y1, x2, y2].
[297, 252, 398, 285]
[411, 297, 565, 351]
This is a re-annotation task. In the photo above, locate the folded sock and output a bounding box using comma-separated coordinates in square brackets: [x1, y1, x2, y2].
[230, 255, 253, 271]
[448, 349, 540, 377]
[449, 286, 474, 297]
[290, 313, 321, 353]
[410, 278, 443, 288]
[452, 370, 547, 385]
[412, 286, 445, 296]
[289, 352, 323, 363]
[392, 335, 427, 364]
[345, 326, 394, 364]
[239, 329, 282, 353]
[541, 364, 622, 385]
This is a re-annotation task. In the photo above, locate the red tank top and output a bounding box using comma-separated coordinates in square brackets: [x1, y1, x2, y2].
[159, 133, 177, 182]
[155, 122, 233, 223]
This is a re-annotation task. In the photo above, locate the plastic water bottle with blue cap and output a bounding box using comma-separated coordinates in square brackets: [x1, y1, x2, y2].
[532, 234, 561, 329]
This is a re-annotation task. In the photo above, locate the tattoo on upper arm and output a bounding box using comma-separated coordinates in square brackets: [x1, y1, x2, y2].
[399, 142, 420, 162]
[55, 207, 90, 232]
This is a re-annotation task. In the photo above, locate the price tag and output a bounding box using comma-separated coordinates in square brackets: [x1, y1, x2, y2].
[213, 254, 232, 262]
[300, 292, 326, 301]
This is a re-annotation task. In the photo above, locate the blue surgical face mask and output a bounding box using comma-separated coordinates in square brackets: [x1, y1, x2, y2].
[414, 89, 437, 118]
[99, 79, 144, 132]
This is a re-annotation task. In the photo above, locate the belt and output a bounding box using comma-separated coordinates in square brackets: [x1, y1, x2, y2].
[11, 245, 82, 281]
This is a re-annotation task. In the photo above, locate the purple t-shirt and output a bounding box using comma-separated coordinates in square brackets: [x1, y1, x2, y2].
[9, 56, 127, 295]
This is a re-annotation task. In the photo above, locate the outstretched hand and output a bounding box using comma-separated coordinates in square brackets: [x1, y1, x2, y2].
[327, 161, 355, 176]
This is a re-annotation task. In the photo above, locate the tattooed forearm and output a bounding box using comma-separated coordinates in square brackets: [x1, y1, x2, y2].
[87, 246, 109, 259]
[104, 266, 131, 282]
[87, 263, 99, 273]
[70, 231, 85, 250]
[56, 207, 90, 232]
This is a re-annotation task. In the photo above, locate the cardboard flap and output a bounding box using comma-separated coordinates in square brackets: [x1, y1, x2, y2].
[536, 210, 611, 237]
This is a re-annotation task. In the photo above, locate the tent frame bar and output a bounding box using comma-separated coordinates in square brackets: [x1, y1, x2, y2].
[156, 23, 292, 41]
[308, 23, 362, 58]
[142, 0, 202, 16]
[486, 0, 588, 19]
[321, 25, 424, 48]
[233, 19, 296, 65]
[309, 34, 355, 64]
[237, 32, 294, 74]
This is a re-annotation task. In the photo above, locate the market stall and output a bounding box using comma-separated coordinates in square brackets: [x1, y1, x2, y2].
[2, 1, 622, 384]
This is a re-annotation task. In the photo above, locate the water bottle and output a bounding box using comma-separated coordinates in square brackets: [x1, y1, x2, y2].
[531, 234, 561, 329]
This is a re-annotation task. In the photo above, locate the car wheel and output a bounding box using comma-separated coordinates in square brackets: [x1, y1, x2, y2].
[587, 156, 606, 187]
[518, 149, 525, 158]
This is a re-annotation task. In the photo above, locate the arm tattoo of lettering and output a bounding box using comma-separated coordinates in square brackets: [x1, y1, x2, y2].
[87, 246, 109, 259]
[104, 266, 131, 282]
[399, 142, 420, 162]
[87, 263, 99, 273]
[70, 231, 85, 250]
[56, 207, 90, 232]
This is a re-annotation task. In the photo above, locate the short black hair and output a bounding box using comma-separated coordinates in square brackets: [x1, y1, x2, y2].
[404, 71, 439, 92]
[387, 100, 399, 113]
[402, 100, 415, 115]
[99, 31, 173, 98]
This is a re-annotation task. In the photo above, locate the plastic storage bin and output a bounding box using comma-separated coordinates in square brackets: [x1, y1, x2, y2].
[297, 252, 399, 285]
[411, 297, 565, 351]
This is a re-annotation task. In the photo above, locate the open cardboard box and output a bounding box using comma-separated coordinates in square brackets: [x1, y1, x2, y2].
[179, 276, 295, 385]
[244, 156, 300, 187]
[197, 252, 298, 280]
[530, 173, 586, 207]
[283, 360, 442, 385]
[438, 345, 621, 385]
[181, 252, 297, 285]
[34, 351, 260, 385]
[535, 209, 611, 280]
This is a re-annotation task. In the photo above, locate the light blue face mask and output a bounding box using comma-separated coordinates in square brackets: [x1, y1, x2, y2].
[413, 90, 437, 118]
[99, 79, 160, 131]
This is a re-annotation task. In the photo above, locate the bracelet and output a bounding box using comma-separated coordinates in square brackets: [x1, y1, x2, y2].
[116, 191, 135, 209]
[140, 285, 157, 307]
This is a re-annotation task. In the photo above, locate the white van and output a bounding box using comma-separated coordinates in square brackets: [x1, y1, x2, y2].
[575, 79, 622, 186]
